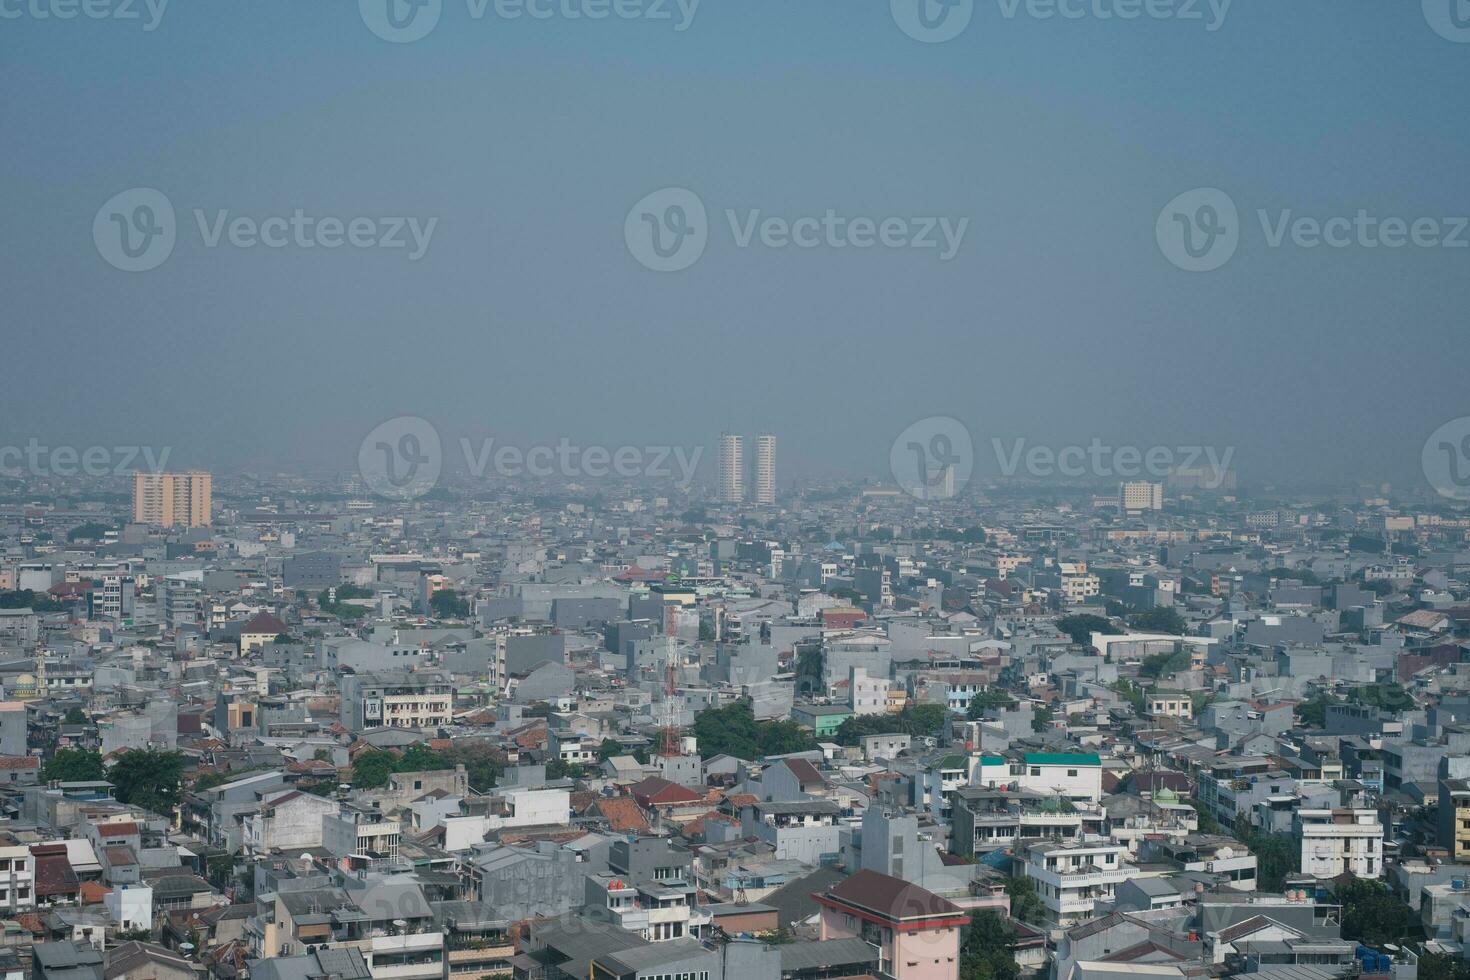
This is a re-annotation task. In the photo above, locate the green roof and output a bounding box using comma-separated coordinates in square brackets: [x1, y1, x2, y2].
[934, 755, 969, 771]
[979, 755, 1006, 765]
[1024, 752, 1101, 767]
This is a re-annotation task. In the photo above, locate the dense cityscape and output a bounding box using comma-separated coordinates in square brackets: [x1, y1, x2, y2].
[1, 426, 1470, 980]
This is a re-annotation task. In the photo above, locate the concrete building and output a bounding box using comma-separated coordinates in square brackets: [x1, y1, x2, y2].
[131, 471, 212, 527]
[814, 870, 965, 980]
[1021, 837, 1131, 927]
[1294, 808, 1383, 879]
[719, 433, 744, 504]
[754, 434, 776, 505]
[340, 670, 453, 732]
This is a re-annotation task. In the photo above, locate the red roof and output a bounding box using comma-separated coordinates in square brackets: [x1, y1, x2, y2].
[819, 869, 965, 927]
[630, 776, 702, 808]
[241, 611, 288, 635]
[0, 756, 39, 770]
[594, 797, 652, 833]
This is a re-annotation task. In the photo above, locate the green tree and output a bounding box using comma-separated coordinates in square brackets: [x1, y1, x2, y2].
[398, 743, 449, 772]
[966, 690, 1017, 720]
[1335, 878, 1421, 947]
[63, 706, 88, 725]
[1127, 607, 1187, 635]
[693, 700, 764, 759]
[67, 522, 113, 542]
[0, 589, 63, 612]
[1232, 816, 1299, 891]
[1350, 684, 1414, 712]
[1004, 876, 1046, 925]
[1419, 953, 1470, 980]
[1295, 693, 1338, 728]
[960, 910, 1020, 980]
[546, 759, 585, 780]
[1139, 648, 1191, 679]
[1056, 614, 1113, 646]
[43, 748, 105, 783]
[429, 590, 471, 619]
[1031, 703, 1054, 733]
[109, 749, 185, 816]
[1112, 680, 1146, 714]
[756, 720, 818, 756]
[756, 927, 796, 945]
[350, 748, 399, 789]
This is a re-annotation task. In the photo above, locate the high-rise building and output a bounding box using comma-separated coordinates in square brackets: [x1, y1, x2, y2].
[754, 433, 776, 504]
[718, 433, 744, 503]
[1119, 481, 1163, 512]
[132, 471, 213, 527]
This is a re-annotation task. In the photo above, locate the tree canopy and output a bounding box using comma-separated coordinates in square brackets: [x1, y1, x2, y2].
[1056, 613, 1112, 646]
[833, 703, 948, 746]
[1126, 606, 1188, 635]
[693, 700, 818, 759]
[43, 747, 105, 783]
[109, 749, 185, 816]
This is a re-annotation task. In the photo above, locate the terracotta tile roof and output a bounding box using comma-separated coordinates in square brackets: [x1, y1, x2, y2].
[630, 776, 701, 808]
[0, 756, 39, 770]
[80, 881, 113, 904]
[594, 797, 651, 833]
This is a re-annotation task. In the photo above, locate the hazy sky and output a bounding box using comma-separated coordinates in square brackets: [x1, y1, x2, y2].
[4, 0, 1469, 491]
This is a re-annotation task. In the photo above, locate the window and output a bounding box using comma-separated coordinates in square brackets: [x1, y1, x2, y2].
[1067, 769, 1078, 777]
[1030, 767, 1041, 776]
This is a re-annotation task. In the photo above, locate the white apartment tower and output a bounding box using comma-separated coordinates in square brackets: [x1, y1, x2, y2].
[1119, 481, 1164, 511]
[754, 433, 776, 504]
[719, 433, 745, 503]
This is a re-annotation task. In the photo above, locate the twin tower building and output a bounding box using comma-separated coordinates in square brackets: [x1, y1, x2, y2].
[718, 433, 776, 504]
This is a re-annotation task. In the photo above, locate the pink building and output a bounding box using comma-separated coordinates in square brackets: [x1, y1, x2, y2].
[814, 869, 967, 980]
